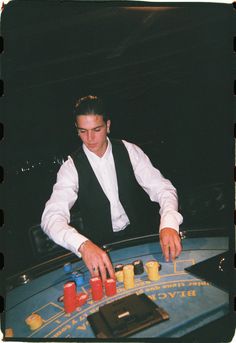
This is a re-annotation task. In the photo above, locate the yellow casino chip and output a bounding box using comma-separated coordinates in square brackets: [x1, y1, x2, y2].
[115, 270, 124, 282]
[5, 328, 14, 337]
[25, 313, 44, 331]
[123, 264, 135, 289]
[145, 260, 160, 281]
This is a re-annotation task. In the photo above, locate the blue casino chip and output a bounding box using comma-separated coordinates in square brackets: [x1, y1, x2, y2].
[71, 271, 78, 280]
[63, 262, 73, 273]
[74, 273, 84, 287]
[71, 271, 84, 286]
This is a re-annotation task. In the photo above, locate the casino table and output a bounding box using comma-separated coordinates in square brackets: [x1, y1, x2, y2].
[3, 229, 233, 340]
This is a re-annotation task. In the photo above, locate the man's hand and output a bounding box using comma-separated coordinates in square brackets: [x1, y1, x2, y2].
[79, 240, 115, 283]
[160, 228, 182, 262]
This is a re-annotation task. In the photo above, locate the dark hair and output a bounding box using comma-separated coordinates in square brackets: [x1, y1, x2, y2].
[74, 95, 109, 123]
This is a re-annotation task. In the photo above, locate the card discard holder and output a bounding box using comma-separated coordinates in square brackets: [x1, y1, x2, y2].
[87, 293, 169, 338]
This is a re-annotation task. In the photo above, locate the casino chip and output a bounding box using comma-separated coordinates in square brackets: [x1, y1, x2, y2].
[76, 293, 88, 307]
[145, 260, 160, 281]
[123, 264, 135, 289]
[25, 314, 43, 331]
[63, 262, 72, 273]
[115, 270, 124, 282]
[74, 273, 84, 287]
[90, 277, 103, 301]
[71, 271, 79, 280]
[57, 295, 64, 302]
[132, 259, 144, 275]
[114, 264, 124, 272]
[63, 281, 77, 313]
[105, 278, 117, 296]
[5, 328, 14, 337]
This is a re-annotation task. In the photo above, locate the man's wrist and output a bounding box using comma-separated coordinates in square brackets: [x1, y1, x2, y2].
[78, 240, 90, 254]
[159, 226, 179, 233]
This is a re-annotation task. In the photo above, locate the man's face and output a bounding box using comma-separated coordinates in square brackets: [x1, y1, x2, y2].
[75, 114, 111, 157]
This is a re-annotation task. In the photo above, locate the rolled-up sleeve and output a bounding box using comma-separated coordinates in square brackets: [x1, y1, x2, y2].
[41, 156, 88, 256]
[123, 140, 183, 232]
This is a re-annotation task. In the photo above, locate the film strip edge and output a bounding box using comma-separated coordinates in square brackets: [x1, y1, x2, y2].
[0, 0, 5, 324]
[233, 3, 236, 322]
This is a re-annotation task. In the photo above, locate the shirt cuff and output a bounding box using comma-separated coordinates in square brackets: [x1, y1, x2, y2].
[65, 229, 89, 258]
[159, 211, 183, 233]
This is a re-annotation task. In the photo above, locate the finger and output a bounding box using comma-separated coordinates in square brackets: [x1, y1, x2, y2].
[103, 255, 115, 279]
[91, 266, 99, 278]
[101, 252, 115, 279]
[169, 240, 177, 261]
[160, 240, 164, 257]
[98, 263, 107, 283]
[162, 243, 170, 262]
[174, 236, 182, 257]
[87, 264, 96, 277]
[159, 239, 165, 259]
[160, 234, 171, 262]
[104, 259, 115, 279]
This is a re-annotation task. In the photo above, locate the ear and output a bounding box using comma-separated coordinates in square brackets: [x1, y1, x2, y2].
[74, 122, 80, 136]
[107, 120, 111, 133]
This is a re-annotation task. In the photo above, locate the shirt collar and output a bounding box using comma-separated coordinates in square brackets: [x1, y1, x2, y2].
[83, 137, 112, 162]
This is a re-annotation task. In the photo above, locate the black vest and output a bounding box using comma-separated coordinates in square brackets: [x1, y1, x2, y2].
[70, 139, 159, 244]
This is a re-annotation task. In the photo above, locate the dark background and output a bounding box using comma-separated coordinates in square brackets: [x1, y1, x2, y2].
[1, 2, 234, 277]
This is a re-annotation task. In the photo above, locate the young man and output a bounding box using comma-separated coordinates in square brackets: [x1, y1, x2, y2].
[41, 95, 183, 282]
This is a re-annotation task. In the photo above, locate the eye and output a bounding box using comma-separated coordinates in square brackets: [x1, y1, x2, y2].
[94, 127, 101, 132]
[78, 129, 86, 134]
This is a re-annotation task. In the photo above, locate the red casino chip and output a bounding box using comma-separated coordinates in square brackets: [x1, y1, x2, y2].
[76, 292, 88, 307]
[105, 278, 117, 297]
[63, 281, 76, 313]
[90, 277, 103, 301]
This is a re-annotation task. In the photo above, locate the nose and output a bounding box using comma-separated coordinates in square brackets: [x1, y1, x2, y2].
[87, 130, 94, 142]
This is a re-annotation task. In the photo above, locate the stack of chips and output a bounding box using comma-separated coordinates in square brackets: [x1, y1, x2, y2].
[25, 314, 43, 331]
[72, 272, 84, 287]
[115, 270, 124, 282]
[76, 292, 89, 307]
[63, 281, 77, 313]
[90, 277, 103, 301]
[71, 271, 78, 281]
[123, 264, 135, 289]
[104, 278, 117, 296]
[115, 264, 124, 282]
[5, 328, 14, 338]
[63, 262, 73, 273]
[145, 260, 160, 281]
[132, 259, 144, 275]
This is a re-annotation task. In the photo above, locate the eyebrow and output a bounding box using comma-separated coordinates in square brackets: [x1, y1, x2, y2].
[77, 125, 105, 130]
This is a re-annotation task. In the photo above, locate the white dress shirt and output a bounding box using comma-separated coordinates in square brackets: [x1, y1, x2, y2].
[41, 139, 183, 257]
